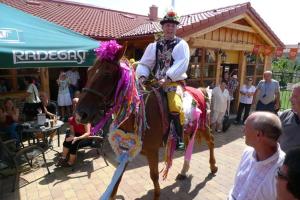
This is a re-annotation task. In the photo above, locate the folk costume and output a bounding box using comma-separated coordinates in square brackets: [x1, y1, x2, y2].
[136, 11, 190, 149]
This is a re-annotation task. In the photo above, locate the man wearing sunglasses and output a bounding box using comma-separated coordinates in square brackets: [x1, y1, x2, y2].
[276, 148, 300, 200]
[229, 111, 285, 200]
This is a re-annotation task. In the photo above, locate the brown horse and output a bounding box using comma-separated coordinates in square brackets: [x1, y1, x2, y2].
[75, 46, 217, 200]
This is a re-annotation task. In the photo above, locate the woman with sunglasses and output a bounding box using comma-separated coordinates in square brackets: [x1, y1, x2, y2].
[234, 77, 256, 124]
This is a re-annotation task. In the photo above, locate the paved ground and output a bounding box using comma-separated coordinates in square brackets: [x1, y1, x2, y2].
[0, 124, 246, 200]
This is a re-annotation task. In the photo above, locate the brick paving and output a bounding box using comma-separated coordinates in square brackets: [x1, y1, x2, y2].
[0, 124, 246, 200]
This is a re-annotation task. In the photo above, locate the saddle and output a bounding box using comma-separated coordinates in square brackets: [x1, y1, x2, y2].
[148, 85, 208, 136]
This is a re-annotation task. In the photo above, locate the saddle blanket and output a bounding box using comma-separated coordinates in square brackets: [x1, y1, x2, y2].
[183, 86, 208, 132]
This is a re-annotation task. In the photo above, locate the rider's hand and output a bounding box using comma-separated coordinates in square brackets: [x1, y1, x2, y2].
[158, 78, 166, 85]
[165, 76, 172, 84]
[139, 76, 147, 85]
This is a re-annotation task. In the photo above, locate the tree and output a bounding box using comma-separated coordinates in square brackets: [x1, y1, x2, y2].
[272, 58, 300, 87]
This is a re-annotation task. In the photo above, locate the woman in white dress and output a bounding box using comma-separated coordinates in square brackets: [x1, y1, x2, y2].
[57, 72, 72, 119]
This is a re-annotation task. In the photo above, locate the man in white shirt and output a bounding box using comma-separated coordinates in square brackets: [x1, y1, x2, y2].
[25, 76, 40, 103]
[228, 111, 285, 200]
[211, 80, 230, 133]
[136, 10, 190, 150]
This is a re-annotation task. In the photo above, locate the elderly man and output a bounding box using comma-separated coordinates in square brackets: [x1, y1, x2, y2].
[136, 10, 190, 150]
[253, 71, 280, 113]
[39, 92, 57, 119]
[228, 111, 285, 200]
[276, 147, 300, 200]
[36, 92, 57, 146]
[279, 83, 300, 152]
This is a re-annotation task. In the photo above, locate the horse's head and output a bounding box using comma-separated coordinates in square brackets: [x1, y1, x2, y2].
[76, 40, 127, 124]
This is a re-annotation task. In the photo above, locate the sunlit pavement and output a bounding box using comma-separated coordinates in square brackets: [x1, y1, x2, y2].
[0, 124, 246, 200]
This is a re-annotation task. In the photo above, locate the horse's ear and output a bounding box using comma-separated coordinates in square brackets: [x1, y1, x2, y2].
[115, 41, 128, 61]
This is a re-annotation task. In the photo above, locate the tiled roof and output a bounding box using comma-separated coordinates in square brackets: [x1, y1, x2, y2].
[0, 0, 284, 47]
[122, 3, 250, 38]
[122, 21, 162, 37]
[0, 0, 149, 39]
[121, 2, 284, 47]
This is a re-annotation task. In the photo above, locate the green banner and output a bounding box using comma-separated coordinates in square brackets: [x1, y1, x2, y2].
[0, 3, 99, 68]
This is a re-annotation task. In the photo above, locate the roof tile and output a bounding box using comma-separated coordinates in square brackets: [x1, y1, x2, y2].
[0, 0, 149, 38]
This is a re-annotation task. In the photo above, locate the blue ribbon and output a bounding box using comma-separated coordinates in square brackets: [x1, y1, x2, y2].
[100, 152, 129, 200]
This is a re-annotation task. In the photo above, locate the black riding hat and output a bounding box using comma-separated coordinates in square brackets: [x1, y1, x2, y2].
[160, 11, 180, 25]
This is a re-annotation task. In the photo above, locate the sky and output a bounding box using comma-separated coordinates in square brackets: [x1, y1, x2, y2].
[68, 0, 299, 45]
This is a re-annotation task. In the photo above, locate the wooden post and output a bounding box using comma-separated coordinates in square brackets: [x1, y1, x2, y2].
[236, 51, 246, 112]
[40, 68, 50, 97]
[264, 55, 272, 71]
[216, 52, 222, 85]
[9, 69, 18, 91]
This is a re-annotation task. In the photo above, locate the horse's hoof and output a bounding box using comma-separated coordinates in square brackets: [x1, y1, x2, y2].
[175, 174, 187, 180]
[210, 166, 218, 174]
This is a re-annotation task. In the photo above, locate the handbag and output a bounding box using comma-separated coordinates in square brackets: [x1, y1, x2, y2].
[23, 85, 41, 118]
[222, 111, 231, 132]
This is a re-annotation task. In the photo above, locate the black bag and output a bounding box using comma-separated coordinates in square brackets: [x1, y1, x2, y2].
[23, 102, 41, 118]
[222, 112, 231, 132]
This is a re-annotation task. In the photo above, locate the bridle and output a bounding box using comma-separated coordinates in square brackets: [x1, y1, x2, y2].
[82, 68, 120, 110]
[82, 87, 108, 101]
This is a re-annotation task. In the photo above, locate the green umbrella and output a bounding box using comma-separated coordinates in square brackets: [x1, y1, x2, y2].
[0, 3, 99, 68]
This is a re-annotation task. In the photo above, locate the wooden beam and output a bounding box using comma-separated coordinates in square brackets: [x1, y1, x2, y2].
[243, 15, 276, 47]
[224, 23, 256, 33]
[216, 53, 222, 85]
[189, 15, 245, 39]
[190, 38, 254, 51]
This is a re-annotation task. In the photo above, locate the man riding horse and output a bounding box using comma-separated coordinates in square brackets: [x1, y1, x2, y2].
[136, 10, 190, 150]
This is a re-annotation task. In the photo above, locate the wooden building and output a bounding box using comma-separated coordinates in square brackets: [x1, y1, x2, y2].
[121, 3, 284, 88]
[120, 3, 284, 110]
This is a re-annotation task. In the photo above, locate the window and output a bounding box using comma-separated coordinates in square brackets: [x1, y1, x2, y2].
[246, 54, 265, 83]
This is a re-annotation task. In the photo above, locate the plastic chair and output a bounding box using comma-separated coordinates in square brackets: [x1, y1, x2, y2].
[0, 138, 50, 192]
[73, 129, 109, 170]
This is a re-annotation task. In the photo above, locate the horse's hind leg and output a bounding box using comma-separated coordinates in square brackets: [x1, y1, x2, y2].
[146, 150, 160, 200]
[110, 163, 128, 200]
[202, 127, 218, 173]
[176, 134, 191, 180]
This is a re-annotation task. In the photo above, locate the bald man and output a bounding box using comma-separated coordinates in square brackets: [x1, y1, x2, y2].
[228, 112, 285, 200]
[253, 71, 280, 113]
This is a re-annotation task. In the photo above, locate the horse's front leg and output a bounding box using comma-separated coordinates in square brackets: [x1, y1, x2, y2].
[146, 150, 160, 200]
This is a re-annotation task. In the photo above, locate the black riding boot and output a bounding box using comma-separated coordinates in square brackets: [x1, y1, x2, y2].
[170, 113, 185, 151]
